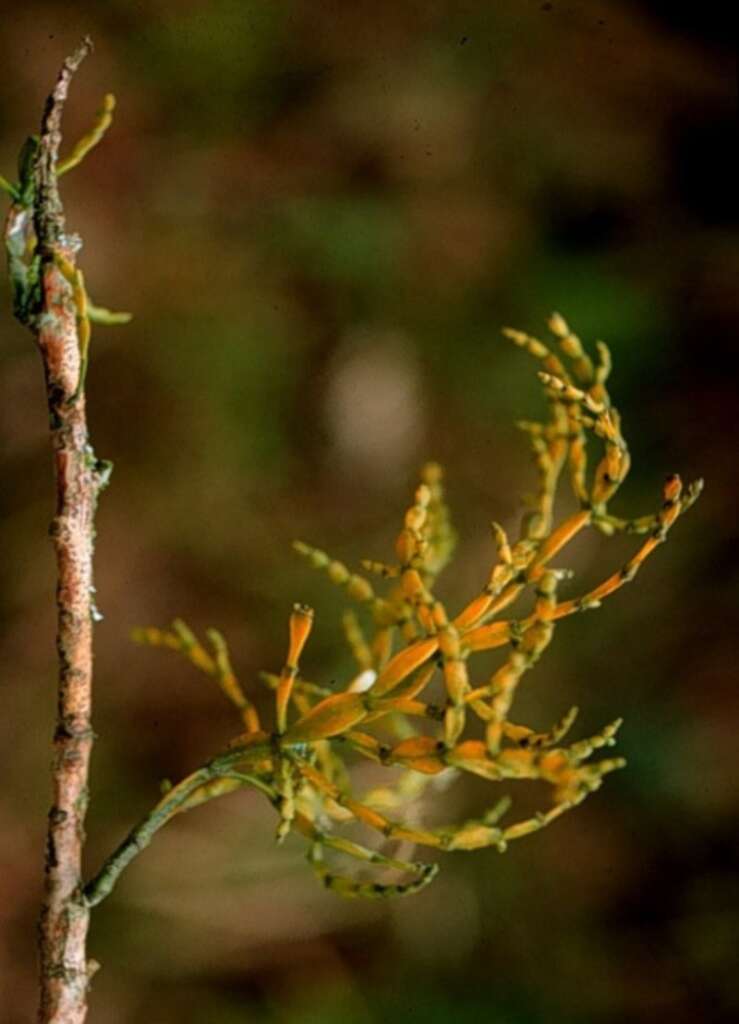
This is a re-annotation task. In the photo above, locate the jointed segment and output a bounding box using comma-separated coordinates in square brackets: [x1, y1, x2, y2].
[306, 839, 438, 899]
[275, 604, 314, 734]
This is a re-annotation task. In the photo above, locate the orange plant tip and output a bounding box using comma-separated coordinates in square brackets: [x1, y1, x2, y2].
[663, 473, 682, 503]
[287, 603, 314, 665]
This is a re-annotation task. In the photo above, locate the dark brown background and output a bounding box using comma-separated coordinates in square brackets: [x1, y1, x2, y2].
[1, 3, 736, 1021]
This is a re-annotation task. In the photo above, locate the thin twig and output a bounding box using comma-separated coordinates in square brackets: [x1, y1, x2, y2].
[83, 747, 278, 908]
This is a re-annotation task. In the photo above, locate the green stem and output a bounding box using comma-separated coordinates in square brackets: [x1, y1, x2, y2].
[83, 746, 276, 908]
[84, 766, 214, 908]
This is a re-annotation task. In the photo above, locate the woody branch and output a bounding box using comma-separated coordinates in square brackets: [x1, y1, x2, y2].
[20, 38, 106, 1024]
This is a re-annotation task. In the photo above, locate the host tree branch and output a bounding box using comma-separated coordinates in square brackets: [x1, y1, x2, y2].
[3, 39, 114, 1024]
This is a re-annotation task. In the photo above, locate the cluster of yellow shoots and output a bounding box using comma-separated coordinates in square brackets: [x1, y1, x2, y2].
[135, 315, 702, 899]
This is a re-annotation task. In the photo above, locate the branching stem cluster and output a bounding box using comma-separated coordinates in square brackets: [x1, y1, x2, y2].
[1, 40, 702, 1024]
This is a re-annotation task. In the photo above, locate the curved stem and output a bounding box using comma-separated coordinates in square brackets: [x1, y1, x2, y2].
[83, 747, 276, 908]
[83, 767, 216, 908]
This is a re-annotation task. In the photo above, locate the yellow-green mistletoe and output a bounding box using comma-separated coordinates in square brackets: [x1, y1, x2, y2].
[85, 314, 702, 905]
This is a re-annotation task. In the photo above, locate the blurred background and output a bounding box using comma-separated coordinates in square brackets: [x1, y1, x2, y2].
[0, 2, 736, 1021]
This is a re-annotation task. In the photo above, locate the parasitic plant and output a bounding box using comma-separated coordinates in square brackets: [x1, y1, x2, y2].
[86, 313, 703, 903]
[3, 39, 703, 1024]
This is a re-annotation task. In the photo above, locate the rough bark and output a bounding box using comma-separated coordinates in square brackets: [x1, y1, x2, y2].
[29, 39, 105, 1024]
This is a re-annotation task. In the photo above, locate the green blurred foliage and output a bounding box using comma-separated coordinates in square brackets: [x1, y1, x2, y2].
[1, 2, 737, 1022]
